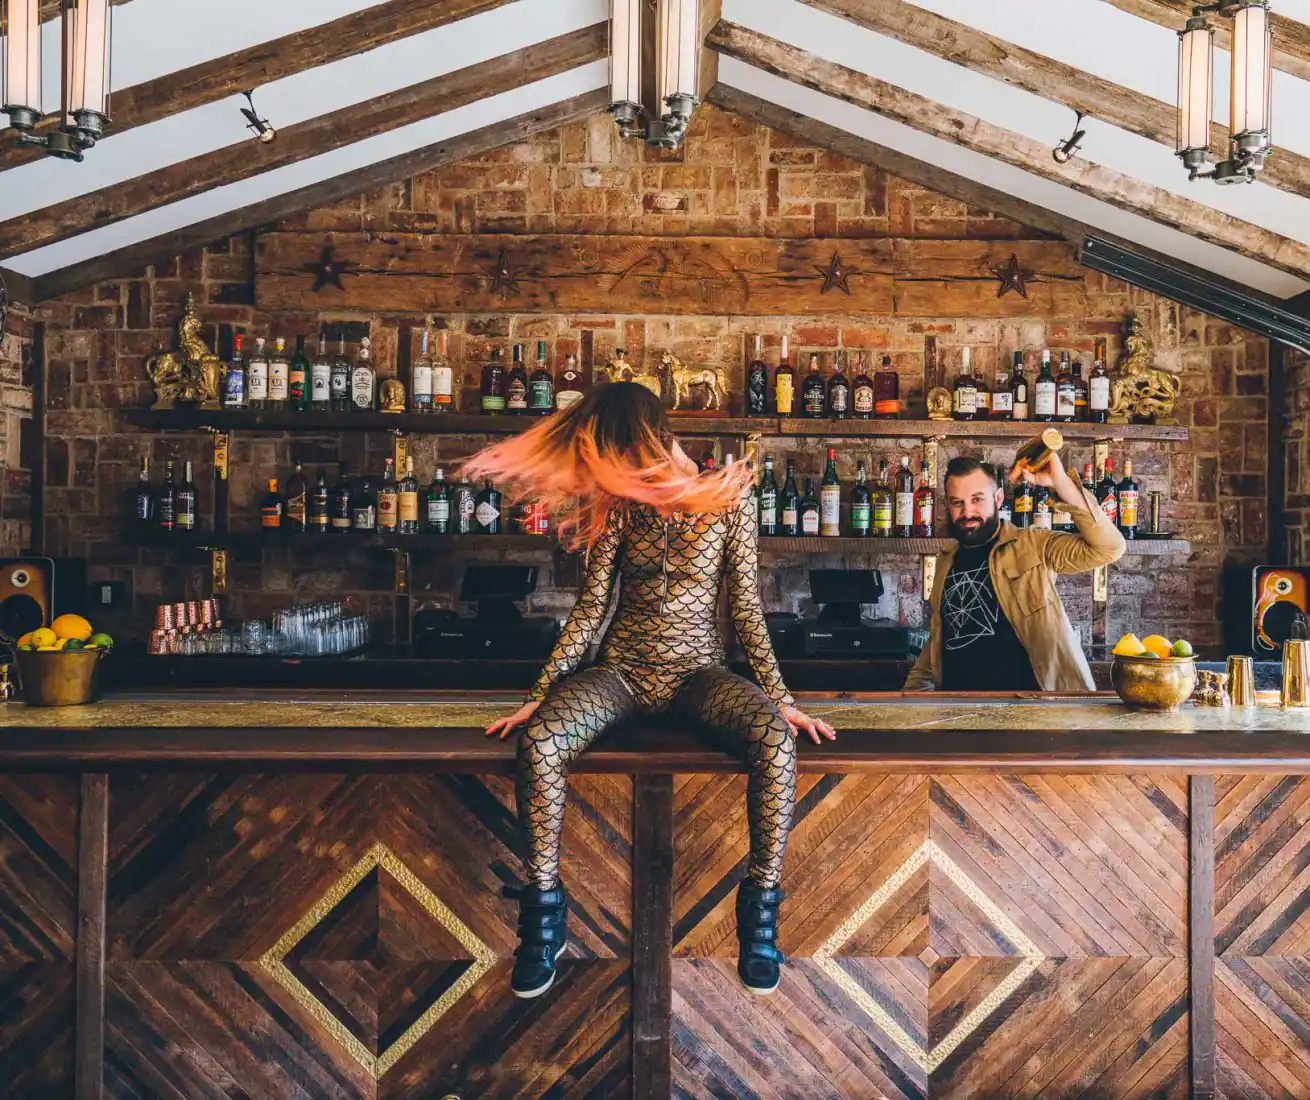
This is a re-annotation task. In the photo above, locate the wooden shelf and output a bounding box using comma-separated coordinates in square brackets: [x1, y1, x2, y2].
[125, 407, 1188, 443]
[132, 529, 554, 553]
[760, 536, 1190, 555]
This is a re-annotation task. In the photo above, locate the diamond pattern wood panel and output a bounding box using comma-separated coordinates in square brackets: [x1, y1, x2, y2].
[672, 774, 1189, 1099]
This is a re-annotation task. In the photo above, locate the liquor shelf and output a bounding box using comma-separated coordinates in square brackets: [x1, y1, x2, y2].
[126, 407, 1188, 443]
[761, 536, 1191, 555]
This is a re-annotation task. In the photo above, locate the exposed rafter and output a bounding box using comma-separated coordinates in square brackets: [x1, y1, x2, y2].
[0, 266, 37, 305]
[0, 0, 519, 173]
[1099, 0, 1310, 82]
[29, 89, 610, 300]
[707, 19, 1310, 281]
[0, 25, 607, 263]
[797, 0, 1310, 203]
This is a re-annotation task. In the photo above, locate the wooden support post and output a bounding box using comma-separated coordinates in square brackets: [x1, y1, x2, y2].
[632, 775, 674, 1099]
[1189, 774, 1217, 1099]
[75, 774, 108, 1100]
[212, 431, 230, 533]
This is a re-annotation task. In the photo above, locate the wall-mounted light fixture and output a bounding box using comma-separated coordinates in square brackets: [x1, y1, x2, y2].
[1177, 0, 1273, 184]
[240, 89, 276, 144]
[1, 0, 112, 162]
[608, 0, 702, 151]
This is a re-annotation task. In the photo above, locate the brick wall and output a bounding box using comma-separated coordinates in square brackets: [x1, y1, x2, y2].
[1286, 347, 1310, 566]
[0, 297, 34, 554]
[31, 105, 1273, 650]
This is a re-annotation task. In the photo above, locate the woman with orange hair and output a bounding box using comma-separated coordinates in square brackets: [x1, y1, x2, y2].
[468, 381, 834, 1001]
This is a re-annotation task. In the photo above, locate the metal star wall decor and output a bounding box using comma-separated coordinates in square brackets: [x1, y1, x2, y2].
[815, 251, 853, 295]
[990, 253, 1035, 300]
[487, 249, 520, 299]
[302, 247, 354, 293]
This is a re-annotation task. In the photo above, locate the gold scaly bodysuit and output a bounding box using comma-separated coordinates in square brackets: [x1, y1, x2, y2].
[518, 490, 796, 890]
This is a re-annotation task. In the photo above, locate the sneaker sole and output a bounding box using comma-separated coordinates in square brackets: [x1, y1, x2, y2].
[511, 942, 568, 1000]
[741, 978, 780, 996]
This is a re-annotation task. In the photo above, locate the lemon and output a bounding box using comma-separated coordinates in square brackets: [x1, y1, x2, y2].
[15, 631, 34, 649]
[30, 627, 57, 649]
[1171, 639, 1194, 658]
[1142, 634, 1174, 659]
[1113, 633, 1147, 657]
[89, 632, 114, 650]
[36, 645, 59, 652]
[51, 614, 93, 643]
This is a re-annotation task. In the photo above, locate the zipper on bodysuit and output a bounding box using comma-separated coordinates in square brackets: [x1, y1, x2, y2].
[660, 518, 670, 616]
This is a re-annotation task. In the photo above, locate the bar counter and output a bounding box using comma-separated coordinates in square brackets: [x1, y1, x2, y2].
[3, 690, 1308, 1098]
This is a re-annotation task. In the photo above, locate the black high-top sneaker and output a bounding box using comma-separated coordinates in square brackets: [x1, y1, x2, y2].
[735, 880, 784, 996]
[504, 883, 569, 999]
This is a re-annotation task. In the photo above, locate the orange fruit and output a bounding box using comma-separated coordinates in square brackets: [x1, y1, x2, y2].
[51, 614, 93, 643]
[1141, 634, 1174, 659]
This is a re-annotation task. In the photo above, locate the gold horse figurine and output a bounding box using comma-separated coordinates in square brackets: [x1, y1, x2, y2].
[664, 351, 729, 412]
[1108, 313, 1181, 424]
[145, 294, 224, 409]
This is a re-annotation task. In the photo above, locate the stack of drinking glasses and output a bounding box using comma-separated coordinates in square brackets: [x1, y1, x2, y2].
[152, 601, 368, 658]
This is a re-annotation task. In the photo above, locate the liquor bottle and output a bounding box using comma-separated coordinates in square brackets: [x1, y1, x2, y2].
[529, 340, 554, 415]
[311, 335, 332, 411]
[1118, 460, 1139, 540]
[288, 336, 310, 411]
[1010, 352, 1029, 421]
[476, 479, 503, 534]
[1014, 428, 1064, 475]
[331, 335, 350, 412]
[223, 334, 247, 409]
[247, 337, 269, 410]
[1033, 350, 1057, 422]
[481, 348, 507, 413]
[974, 362, 992, 419]
[827, 353, 850, 421]
[398, 456, 420, 534]
[991, 355, 1013, 420]
[747, 335, 768, 416]
[800, 478, 820, 535]
[556, 352, 584, 410]
[1089, 338, 1111, 423]
[425, 468, 451, 533]
[1013, 478, 1033, 529]
[914, 459, 935, 537]
[175, 461, 197, 532]
[952, 347, 977, 421]
[268, 337, 289, 408]
[1055, 352, 1076, 423]
[132, 456, 154, 524]
[779, 459, 800, 535]
[850, 460, 871, 537]
[432, 330, 454, 412]
[1096, 457, 1119, 526]
[775, 335, 796, 417]
[873, 458, 893, 537]
[1052, 489, 1073, 532]
[998, 494, 1012, 525]
[411, 329, 434, 414]
[1083, 462, 1096, 497]
[894, 454, 915, 538]
[820, 447, 842, 535]
[352, 478, 377, 532]
[309, 468, 330, 533]
[262, 478, 285, 530]
[758, 455, 779, 536]
[453, 476, 478, 534]
[376, 457, 399, 534]
[157, 459, 177, 531]
[285, 460, 308, 532]
[350, 338, 376, 412]
[874, 356, 900, 419]
[852, 354, 875, 419]
[1072, 356, 1089, 422]
[1033, 486, 1053, 530]
[802, 355, 826, 418]
[506, 345, 529, 414]
[332, 464, 353, 533]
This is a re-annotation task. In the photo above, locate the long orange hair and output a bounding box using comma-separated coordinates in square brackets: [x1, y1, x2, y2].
[461, 382, 753, 550]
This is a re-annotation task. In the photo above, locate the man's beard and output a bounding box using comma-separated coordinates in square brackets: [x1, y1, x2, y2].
[949, 513, 1001, 547]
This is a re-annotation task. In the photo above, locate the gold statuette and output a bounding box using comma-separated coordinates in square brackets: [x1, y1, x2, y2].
[926, 386, 953, 420]
[145, 293, 224, 409]
[1108, 313, 1181, 424]
[379, 375, 406, 414]
[665, 350, 728, 412]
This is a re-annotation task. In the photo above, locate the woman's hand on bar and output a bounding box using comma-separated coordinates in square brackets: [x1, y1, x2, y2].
[783, 705, 836, 745]
[485, 700, 541, 740]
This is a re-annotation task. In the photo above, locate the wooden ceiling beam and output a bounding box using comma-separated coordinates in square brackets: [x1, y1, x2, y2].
[37, 0, 130, 22]
[0, 266, 37, 305]
[0, 0, 520, 173]
[28, 89, 610, 301]
[708, 19, 1310, 281]
[798, 0, 1310, 203]
[0, 24, 607, 262]
[1099, 0, 1310, 82]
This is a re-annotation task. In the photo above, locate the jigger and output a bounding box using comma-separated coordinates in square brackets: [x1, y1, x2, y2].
[1283, 639, 1309, 708]
[1227, 655, 1257, 708]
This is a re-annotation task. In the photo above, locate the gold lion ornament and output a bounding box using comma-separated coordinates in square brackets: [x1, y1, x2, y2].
[145, 294, 223, 409]
[1108, 313, 1181, 424]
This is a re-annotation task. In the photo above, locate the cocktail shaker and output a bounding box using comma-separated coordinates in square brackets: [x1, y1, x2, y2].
[1282, 639, 1309, 708]
[1226, 655, 1257, 708]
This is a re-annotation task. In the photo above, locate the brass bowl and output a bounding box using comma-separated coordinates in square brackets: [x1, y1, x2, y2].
[1111, 655, 1197, 711]
[15, 649, 103, 707]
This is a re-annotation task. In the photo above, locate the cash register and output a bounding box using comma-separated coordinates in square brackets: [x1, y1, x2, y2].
[412, 565, 561, 659]
[766, 569, 909, 660]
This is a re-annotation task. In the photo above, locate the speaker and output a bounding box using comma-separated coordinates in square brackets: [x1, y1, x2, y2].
[1253, 567, 1309, 656]
[0, 557, 88, 641]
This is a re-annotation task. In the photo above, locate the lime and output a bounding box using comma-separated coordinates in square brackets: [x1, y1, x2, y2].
[1171, 639, 1194, 658]
[1140, 651, 1160, 659]
[89, 632, 114, 649]
[62, 639, 85, 650]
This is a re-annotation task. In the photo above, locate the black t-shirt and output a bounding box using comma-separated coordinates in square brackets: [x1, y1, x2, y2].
[939, 538, 1040, 692]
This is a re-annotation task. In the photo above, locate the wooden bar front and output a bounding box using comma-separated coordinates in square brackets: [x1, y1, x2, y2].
[1, 694, 1307, 1099]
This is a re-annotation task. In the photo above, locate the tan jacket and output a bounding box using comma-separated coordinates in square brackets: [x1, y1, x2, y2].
[905, 487, 1126, 692]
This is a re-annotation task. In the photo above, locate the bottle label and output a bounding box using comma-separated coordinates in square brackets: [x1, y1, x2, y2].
[428, 497, 450, 528]
[289, 371, 306, 404]
[1034, 381, 1056, 417]
[331, 368, 349, 399]
[507, 381, 528, 410]
[134, 493, 151, 521]
[1014, 493, 1033, 514]
[1054, 505, 1072, 528]
[351, 367, 373, 408]
[1100, 493, 1118, 524]
[895, 492, 914, 528]
[992, 390, 1013, 413]
[804, 387, 825, 417]
[457, 492, 476, 530]
[557, 386, 583, 410]
[377, 495, 398, 527]
[776, 376, 795, 414]
[953, 387, 976, 415]
[851, 502, 871, 532]
[482, 394, 506, 412]
[874, 501, 893, 531]
[874, 397, 900, 417]
[223, 368, 246, 407]
[829, 384, 849, 414]
[1056, 385, 1076, 419]
[262, 506, 281, 528]
[432, 366, 453, 404]
[353, 506, 375, 530]
[176, 505, 195, 531]
[412, 365, 433, 403]
[820, 486, 841, 535]
[1090, 376, 1111, 411]
[915, 496, 934, 530]
[475, 501, 501, 527]
[399, 491, 419, 524]
[782, 505, 798, 528]
[1034, 509, 1053, 531]
[530, 380, 554, 410]
[1119, 490, 1139, 526]
[760, 489, 777, 515]
[311, 365, 331, 403]
[286, 494, 307, 527]
[269, 366, 288, 401]
[248, 365, 268, 401]
[332, 510, 352, 530]
[802, 510, 819, 535]
[854, 387, 874, 415]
